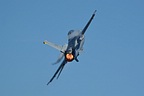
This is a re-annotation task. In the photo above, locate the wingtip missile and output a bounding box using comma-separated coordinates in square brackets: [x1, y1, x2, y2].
[93, 10, 97, 14]
[43, 40, 48, 44]
[47, 82, 50, 85]
[92, 10, 97, 16]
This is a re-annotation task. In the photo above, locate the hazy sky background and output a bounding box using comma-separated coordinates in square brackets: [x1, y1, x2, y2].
[0, 0, 144, 96]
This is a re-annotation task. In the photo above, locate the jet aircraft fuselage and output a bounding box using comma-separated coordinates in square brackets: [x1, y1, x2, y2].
[65, 30, 84, 62]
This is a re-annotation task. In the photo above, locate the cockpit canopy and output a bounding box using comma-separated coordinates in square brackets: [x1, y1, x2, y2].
[68, 30, 81, 39]
[68, 30, 74, 35]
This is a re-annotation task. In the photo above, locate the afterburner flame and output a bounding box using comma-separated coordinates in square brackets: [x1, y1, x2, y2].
[66, 53, 74, 62]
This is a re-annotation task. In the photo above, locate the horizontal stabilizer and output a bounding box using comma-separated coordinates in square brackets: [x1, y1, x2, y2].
[53, 52, 64, 64]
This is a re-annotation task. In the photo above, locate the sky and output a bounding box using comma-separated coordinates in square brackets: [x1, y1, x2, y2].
[0, 0, 144, 96]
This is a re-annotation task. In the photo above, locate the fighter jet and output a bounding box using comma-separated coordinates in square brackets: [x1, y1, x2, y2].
[43, 10, 96, 85]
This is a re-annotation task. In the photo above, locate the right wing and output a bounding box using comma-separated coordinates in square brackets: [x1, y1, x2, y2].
[47, 59, 67, 85]
[43, 40, 63, 51]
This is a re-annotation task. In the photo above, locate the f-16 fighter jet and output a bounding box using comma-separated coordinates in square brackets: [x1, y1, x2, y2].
[43, 10, 96, 85]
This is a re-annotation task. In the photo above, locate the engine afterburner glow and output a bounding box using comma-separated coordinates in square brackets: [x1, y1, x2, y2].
[66, 53, 74, 62]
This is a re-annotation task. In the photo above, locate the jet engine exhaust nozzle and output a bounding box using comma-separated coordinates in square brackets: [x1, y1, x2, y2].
[65, 53, 74, 62]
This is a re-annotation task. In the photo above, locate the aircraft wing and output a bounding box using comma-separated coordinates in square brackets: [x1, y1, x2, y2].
[81, 10, 96, 35]
[43, 40, 63, 51]
[47, 59, 67, 85]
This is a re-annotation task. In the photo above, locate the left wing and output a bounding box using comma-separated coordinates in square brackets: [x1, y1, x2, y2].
[47, 59, 67, 85]
[43, 40, 63, 51]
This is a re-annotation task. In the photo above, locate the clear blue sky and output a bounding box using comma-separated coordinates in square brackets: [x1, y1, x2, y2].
[0, 0, 144, 96]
